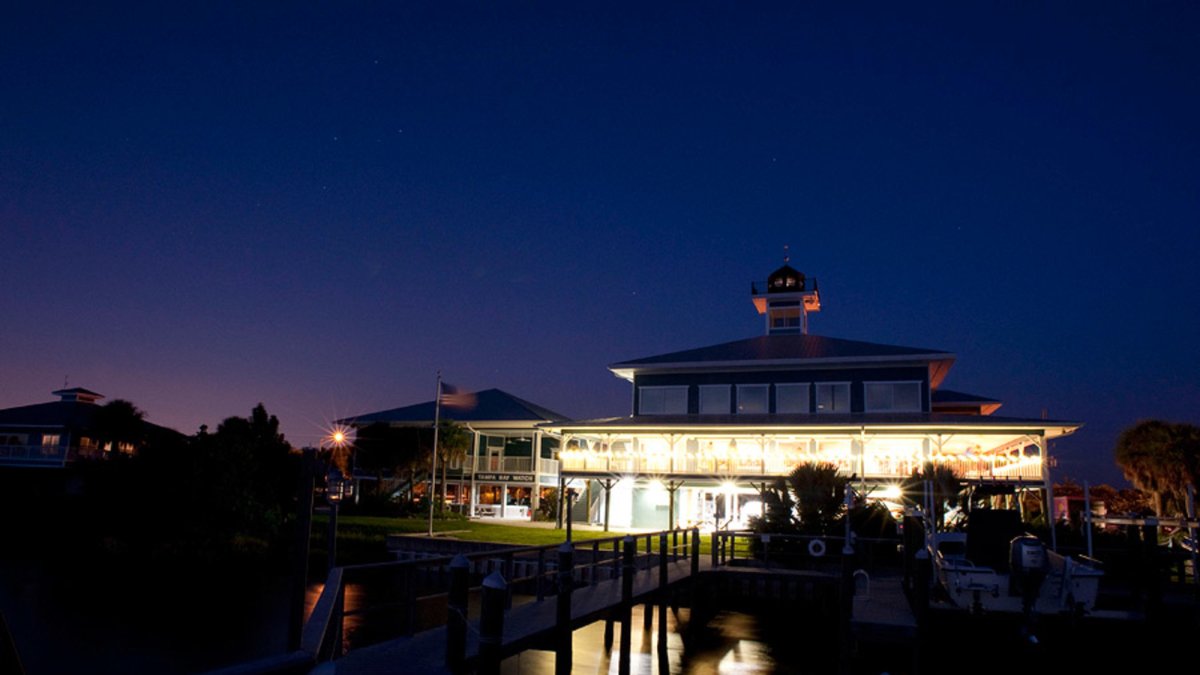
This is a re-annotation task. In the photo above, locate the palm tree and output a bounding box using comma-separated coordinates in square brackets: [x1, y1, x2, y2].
[436, 420, 471, 511]
[901, 462, 963, 528]
[787, 462, 847, 534]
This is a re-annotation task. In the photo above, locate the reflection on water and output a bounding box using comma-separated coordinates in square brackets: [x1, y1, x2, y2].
[500, 605, 830, 674]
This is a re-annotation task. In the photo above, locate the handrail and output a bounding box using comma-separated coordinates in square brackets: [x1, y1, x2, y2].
[303, 528, 695, 665]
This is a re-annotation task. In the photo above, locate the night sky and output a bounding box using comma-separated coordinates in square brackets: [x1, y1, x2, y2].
[3, 4, 1197, 485]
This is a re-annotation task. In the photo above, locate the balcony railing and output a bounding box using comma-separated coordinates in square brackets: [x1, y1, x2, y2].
[474, 456, 534, 473]
[0, 444, 70, 467]
[559, 450, 1043, 482]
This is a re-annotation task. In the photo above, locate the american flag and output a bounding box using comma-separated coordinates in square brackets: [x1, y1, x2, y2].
[439, 382, 477, 410]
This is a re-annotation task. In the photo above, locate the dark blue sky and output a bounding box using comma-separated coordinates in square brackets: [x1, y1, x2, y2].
[3, 3, 1197, 484]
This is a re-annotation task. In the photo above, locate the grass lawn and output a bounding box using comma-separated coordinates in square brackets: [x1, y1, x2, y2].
[311, 514, 686, 567]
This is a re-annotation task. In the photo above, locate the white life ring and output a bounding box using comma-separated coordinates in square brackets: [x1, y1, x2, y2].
[808, 538, 826, 558]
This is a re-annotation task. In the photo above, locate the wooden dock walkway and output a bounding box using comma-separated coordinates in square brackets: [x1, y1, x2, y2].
[332, 557, 708, 674]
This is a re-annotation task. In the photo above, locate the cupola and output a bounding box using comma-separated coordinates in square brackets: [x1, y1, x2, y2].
[751, 250, 821, 335]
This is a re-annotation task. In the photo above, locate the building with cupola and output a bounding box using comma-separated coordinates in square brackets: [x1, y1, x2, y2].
[546, 259, 1078, 531]
[0, 387, 180, 467]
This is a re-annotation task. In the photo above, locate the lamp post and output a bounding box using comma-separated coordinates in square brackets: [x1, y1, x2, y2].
[325, 468, 351, 571]
[325, 429, 353, 571]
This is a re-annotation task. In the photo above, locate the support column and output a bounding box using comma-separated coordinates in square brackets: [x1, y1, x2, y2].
[1041, 434, 1057, 551]
[469, 430, 480, 518]
[557, 476, 566, 530]
[602, 479, 614, 532]
[532, 429, 543, 513]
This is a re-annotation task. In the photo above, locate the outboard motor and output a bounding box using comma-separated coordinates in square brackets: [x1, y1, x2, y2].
[1010, 534, 1050, 640]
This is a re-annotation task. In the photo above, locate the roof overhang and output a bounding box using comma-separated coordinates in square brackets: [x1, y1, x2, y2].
[610, 354, 957, 385]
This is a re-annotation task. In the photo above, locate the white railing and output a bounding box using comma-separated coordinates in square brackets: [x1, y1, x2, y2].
[559, 451, 1043, 481]
[538, 458, 559, 475]
[0, 444, 70, 466]
[474, 456, 534, 473]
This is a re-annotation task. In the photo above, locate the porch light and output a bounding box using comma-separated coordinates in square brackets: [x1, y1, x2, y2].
[880, 485, 903, 501]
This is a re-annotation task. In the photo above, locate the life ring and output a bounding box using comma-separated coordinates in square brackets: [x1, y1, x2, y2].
[808, 538, 826, 558]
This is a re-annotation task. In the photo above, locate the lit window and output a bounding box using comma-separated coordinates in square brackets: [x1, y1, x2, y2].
[736, 385, 768, 414]
[865, 382, 923, 412]
[775, 383, 811, 414]
[638, 386, 688, 415]
[699, 385, 731, 415]
[815, 383, 850, 413]
[41, 434, 60, 447]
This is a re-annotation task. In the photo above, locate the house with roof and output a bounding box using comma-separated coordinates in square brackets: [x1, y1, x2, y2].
[544, 261, 1079, 531]
[0, 388, 179, 468]
[340, 388, 568, 519]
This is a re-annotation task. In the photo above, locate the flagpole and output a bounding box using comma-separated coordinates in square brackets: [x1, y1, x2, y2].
[428, 371, 442, 537]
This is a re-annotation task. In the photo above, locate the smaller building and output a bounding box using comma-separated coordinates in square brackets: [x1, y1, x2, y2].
[0, 388, 178, 468]
[340, 388, 568, 520]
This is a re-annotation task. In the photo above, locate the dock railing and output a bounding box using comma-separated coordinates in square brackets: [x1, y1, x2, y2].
[207, 528, 700, 675]
[710, 529, 901, 573]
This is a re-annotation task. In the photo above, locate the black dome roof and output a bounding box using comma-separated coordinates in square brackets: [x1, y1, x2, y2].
[767, 264, 805, 293]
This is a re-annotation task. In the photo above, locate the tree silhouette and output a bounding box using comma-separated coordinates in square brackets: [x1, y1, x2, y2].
[1115, 420, 1200, 516]
[91, 399, 146, 457]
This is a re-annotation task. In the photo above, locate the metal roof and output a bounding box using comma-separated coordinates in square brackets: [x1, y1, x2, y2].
[0, 399, 180, 437]
[608, 334, 956, 386]
[0, 401, 100, 428]
[339, 388, 569, 426]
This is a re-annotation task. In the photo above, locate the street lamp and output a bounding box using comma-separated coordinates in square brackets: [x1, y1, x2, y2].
[324, 428, 354, 571]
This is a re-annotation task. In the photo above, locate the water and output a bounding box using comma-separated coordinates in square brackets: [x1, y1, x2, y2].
[0, 559, 294, 674]
[498, 605, 830, 675]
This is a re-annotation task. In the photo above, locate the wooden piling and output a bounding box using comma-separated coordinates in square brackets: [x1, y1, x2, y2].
[838, 536, 854, 674]
[556, 543, 574, 675]
[479, 571, 507, 675]
[446, 555, 470, 671]
[1142, 520, 1161, 615]
[690, 528, 700, 577]
[658, 532, 669, 649]
[619, 535, 635, 675]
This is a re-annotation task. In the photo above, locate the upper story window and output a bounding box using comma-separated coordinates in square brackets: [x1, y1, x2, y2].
[698, 385, 731, 415]
[865, 382, 923, 412]
[638, 386, 688, 415]
[736, 385, 769, 414]
[775, 383, 811, 414]
[41, 434, 61, 447]
[815, 383, 851, 413]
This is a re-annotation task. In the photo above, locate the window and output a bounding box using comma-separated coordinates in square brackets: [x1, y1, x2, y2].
[41, 434, 60, 447]
[736, 385, 768, 414]
[775, 383, 811, 414]
[815, 383, 851, 413]
[770, 308, 801, 329]
[699, 385, 731, 415]
[638, 386, 688, 415]
[865, 382, 923, 412]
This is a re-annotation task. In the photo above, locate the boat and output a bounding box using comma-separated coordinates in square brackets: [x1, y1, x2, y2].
[929, 509, 1103, 615]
